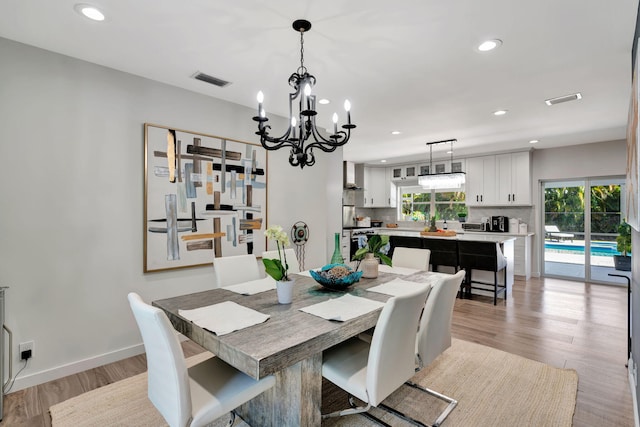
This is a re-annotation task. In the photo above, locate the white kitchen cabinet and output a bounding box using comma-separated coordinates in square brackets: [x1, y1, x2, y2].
[417, 159, 465, 176]
[513, 235, 532, 279]
[467, 152, 530, 207]
[465, 156, 497, 206]
[390, 164, 417, 182]
[356, 165, 396, 207]
[496, 152, 531, 205]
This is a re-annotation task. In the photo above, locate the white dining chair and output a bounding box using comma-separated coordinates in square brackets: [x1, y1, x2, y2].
[379, 270, 466, 427]
[321, 284, 431, 424]
[127, 293, 275, 427]
[213, 254, 260, 287]
[391, 247, 431, 271]
[261, 248, 300, 273]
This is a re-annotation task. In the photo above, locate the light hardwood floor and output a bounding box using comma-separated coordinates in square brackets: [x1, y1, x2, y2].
[0, 276, 634, 426]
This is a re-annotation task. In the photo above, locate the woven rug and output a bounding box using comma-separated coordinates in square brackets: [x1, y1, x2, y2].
[50, 339, 578, 426]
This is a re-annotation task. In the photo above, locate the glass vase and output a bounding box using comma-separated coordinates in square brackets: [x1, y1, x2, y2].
[330, 232, 344, 265]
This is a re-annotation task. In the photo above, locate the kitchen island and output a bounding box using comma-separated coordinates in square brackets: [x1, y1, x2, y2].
[376, 228, 515, 300]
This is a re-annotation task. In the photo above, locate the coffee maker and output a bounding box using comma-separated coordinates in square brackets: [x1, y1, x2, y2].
[490, 216, 509, 232]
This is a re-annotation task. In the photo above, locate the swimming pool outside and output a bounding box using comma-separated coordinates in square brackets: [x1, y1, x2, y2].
[545, 241, 621, 256]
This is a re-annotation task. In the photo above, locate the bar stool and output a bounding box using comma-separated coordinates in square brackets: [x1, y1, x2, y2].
[457, 240, 507, 305]
[421, 238, 459, 273]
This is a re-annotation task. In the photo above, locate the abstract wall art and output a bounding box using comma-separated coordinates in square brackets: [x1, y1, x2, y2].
[144, 123, 267, 272]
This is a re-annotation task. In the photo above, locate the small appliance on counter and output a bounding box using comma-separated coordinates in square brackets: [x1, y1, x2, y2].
[490, 216, 509, 232]
[356, 216, 371, 227]
[371, 220, 383, 227]
[461, 223, 485, 232]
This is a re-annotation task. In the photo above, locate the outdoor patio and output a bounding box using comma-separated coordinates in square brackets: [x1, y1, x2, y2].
[544, 239, 631, 284]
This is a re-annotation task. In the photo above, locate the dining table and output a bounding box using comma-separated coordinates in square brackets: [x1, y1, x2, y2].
[152, 268, 444, 426]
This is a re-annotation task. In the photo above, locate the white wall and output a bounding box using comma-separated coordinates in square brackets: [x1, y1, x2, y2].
[531, 140, 627, 275]
[0, 38, 342, 390]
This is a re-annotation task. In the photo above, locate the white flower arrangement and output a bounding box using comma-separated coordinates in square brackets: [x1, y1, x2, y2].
[263, 225, 291, 281]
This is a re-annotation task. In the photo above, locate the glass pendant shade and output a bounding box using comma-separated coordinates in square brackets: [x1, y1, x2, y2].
[418, 172, 466, 190]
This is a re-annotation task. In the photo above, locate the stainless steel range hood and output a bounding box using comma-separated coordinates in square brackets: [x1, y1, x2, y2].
[343, 161, 360, 189]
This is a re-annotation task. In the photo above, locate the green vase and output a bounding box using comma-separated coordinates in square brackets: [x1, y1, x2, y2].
[330, 232, 344, 264]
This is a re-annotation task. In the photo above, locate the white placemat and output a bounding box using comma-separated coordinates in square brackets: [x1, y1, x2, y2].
[367, 277, 432, 297]
[378, 264, 421, 276]
[299, 294, 385, 322]
[223, 276, 276, 295]
[178, 301, 270, 335]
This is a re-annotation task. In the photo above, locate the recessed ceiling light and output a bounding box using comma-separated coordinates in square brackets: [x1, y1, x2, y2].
[380, 159, 387, 163]
[391, 131, 401, 135]
[318, 99, 330, 105]
[545, 93, 582, 106]
[493, 110, 508, 116]
[529, 139, 539, 144]
[478, 39, 502, 52]
[446, 150, 453, 154]
[74, 4, 105, 21]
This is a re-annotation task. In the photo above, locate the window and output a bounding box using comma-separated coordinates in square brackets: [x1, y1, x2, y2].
[400, 186, 466, 221]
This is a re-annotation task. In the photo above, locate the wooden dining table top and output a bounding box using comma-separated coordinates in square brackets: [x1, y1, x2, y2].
[153, 270, 437, 380]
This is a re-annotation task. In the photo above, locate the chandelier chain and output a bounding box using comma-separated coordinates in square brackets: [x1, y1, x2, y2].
[298, 31, 306, 75]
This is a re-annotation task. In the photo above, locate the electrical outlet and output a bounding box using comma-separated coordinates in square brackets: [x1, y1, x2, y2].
[19, 341, 34, 360]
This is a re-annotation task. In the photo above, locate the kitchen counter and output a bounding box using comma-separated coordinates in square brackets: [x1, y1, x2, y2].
[376, 228, 517, 243]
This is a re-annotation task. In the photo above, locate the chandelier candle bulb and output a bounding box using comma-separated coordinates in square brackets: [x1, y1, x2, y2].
[291, 116, 297, 139]
[257, 91, 264, 116]
[332, 113, 338, 135]
[344, 100, 351, 124]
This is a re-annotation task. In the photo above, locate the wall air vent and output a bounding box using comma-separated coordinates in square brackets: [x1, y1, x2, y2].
[193, 72, 231, 88]
[545, 92, 582, 106]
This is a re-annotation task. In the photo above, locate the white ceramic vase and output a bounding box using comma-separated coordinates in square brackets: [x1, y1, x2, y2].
[361, 253, 379, 279]
[276, 278, 295, 304]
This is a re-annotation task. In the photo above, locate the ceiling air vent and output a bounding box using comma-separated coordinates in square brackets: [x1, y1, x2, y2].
[545, 92, 582, 106]
[193, 72, 231, 88]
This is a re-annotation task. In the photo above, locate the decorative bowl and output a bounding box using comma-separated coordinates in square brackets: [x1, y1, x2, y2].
[310, 263, 363, 291]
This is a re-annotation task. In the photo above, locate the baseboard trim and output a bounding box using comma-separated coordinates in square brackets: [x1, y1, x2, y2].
[9, 343, 146, 392]
[629, 356, 639, 427]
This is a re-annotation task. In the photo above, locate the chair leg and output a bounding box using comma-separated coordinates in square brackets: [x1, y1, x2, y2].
[503, 268, 507, 303]
[322, 396, 391, 426]
[405, 381, 458, 427]
[493, 271, 498, 305]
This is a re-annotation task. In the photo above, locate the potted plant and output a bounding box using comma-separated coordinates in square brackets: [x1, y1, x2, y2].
[457, 211, 467, 223]
[614, 221, 632, 271]
[353, 234, 392, 278]
[262, 225, 294, 303]
[428, 216, 437, 232]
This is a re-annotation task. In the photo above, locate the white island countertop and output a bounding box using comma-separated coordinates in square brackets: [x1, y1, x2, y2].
[376, 228, 517, 243]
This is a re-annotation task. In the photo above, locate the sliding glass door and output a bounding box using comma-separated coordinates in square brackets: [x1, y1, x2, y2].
[543, 180, 586, 280]
[542, 177, 627, 284]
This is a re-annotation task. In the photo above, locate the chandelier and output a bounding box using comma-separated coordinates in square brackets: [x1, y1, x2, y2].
[418, 139, 466, 190]
[253, 19, 355, 168]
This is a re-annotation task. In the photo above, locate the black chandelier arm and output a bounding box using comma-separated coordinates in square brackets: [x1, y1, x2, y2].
[306, 120, 351, 150]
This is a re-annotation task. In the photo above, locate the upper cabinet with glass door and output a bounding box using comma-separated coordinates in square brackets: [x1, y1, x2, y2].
[390, 164, 417, 182]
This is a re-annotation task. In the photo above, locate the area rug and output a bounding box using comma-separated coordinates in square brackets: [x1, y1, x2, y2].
[323, 339, 578, 426]
[50, 339, 578, 427]
[49, 352, 248, 427]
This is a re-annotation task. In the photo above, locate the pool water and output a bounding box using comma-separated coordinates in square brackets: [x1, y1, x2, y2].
[545, 241, 622, 256]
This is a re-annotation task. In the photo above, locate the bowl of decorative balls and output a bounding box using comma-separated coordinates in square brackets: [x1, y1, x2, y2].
[309, 263, 363, 291]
